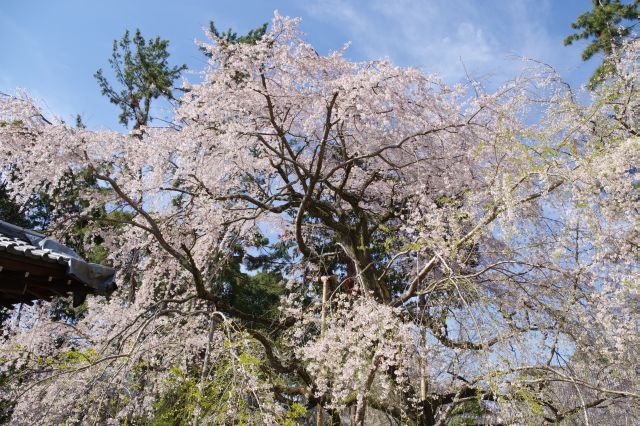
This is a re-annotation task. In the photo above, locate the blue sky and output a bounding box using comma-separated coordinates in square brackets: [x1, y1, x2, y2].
[1, 0, 596, 130]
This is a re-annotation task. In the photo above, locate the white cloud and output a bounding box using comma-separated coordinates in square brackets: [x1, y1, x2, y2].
[301, 0, 582, 85]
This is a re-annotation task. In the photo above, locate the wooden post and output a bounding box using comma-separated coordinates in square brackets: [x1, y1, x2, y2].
[320, 275, 330, 333]
[316, 275, 331, 426]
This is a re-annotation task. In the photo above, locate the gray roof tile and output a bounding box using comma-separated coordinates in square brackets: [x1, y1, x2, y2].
[0, 220, 116, 293]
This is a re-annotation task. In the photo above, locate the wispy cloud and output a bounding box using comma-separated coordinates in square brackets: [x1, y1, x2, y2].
[302, 0, 584, 84]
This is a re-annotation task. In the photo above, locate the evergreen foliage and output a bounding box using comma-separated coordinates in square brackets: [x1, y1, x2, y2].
[565, 0, 639, 86]
[94, 29, 187, 129]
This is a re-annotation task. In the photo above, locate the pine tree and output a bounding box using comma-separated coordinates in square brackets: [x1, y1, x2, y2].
[94, 29, 187, 129]
[565, 0, 639, 86]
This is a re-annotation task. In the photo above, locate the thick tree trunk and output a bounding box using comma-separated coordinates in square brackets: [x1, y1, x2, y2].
[419, 399, 437, 426]
[340, 233, 389, 302]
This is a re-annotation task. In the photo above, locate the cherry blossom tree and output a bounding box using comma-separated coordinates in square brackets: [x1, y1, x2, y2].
[0, 14, 638, 425]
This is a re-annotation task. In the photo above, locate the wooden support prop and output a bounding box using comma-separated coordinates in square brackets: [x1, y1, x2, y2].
[316, 275, 333, 426]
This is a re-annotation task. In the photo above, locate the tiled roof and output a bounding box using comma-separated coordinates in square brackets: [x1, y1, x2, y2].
[0, 220, 117, 298]
[0, 234, 72, 265]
